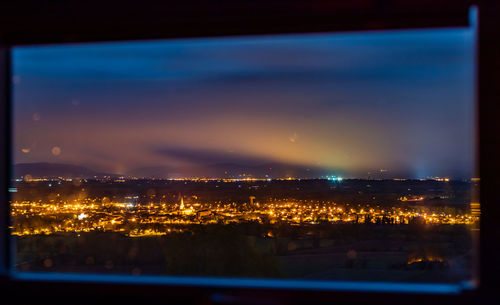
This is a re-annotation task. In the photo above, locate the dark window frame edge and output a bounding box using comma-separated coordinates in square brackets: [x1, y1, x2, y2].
[0, 1, 498, 304]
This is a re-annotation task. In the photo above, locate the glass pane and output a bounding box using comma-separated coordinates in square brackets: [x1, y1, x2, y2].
[10, 27, 477, 283]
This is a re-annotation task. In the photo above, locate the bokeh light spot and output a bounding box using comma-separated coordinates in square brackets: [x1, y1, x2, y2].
[51, 146, 61, 156]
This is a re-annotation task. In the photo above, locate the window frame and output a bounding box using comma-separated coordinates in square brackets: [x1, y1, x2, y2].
[1, 1, 498, 304]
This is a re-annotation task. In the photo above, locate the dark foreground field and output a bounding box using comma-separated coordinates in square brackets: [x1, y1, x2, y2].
[13, 223, 474, 283]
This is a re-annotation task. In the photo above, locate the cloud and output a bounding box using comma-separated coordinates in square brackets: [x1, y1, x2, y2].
[12, 28, 475, 178]
[152, 146, 279, 166]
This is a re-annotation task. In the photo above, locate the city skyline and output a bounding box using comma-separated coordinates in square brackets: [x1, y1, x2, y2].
[12, 28, 475, 179]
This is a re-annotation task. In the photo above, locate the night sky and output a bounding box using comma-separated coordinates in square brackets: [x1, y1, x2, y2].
[12, 27, 475, 179]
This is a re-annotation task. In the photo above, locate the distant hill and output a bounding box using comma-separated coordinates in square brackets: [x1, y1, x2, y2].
[13, 162, 342, 180]
[127, 166, 177, 179]
[128, 162, 340, 179]
[13, 163, 112, 179]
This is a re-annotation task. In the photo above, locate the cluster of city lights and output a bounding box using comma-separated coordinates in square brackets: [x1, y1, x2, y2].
[326, 176, 343, 182]
[10, 194, 478, 236]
